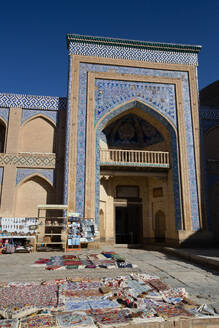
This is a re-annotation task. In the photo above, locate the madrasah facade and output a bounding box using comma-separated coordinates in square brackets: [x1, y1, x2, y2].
[0, 34, 218, 246]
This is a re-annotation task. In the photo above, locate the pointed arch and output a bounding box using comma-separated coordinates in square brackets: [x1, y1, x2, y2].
[19, 114, 56, 153]
[0, 118, 6, 153]
[15, 174, 55, 217]
[85, 99, 182, 232]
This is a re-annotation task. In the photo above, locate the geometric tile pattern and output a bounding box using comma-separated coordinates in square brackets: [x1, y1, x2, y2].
[0, 93, 67, 110]
[69, 62, 200, 230]
[16, 168, 55, 186]
[0, 153, 56, 168]
[69, 42, 198, 66]
[95, 79, 176, 126]
[200, 108, 219, 120]
[0, 108, 9, 123]
[64, 55, 73, 205]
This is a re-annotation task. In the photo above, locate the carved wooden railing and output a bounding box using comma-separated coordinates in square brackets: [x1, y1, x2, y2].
[100, 149, 170, 167]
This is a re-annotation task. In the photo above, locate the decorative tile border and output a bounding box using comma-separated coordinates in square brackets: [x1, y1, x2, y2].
[69, 42, 198, 66]
[200, 108, 219, 120]
[21, 109, 58, 125]
[0, 108, 9, 124]
[95, 79, 176, 126]
[0, 153, 56, 168]
[0, 93, 67, 110]
[70, 62, 200, 230]
[16, 168, 55, 186]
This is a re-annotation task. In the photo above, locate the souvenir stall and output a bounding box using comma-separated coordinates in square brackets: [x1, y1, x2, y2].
[0, 217, 37, 253]
[66, 213, 96, 251]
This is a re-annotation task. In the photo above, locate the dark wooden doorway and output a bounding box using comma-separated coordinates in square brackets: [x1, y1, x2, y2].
[115, 204, 142, 244]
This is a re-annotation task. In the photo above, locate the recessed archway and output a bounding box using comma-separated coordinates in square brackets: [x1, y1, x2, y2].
[19, 115, 56, 153]
[15, 175, 55, 217]
[92, 100, 181, 234]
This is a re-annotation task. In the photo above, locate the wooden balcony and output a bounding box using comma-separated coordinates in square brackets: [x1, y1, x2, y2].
[100, 149, 170, 168]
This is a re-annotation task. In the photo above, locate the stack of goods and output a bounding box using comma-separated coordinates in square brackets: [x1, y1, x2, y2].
[67, 216, 97, 247]
[80, 219, 95, 243]
[32, 252, 138, 270]
[67, 217, 80, 247]
[0, 274, 218, 327]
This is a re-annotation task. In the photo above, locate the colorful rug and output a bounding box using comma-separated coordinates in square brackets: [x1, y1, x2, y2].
[33, 252, 138, 270]
[56, 312, 96, 328]
[20, 315, 57, 328]
[93, 309, 131, 327]
[0, 319, 18, 328]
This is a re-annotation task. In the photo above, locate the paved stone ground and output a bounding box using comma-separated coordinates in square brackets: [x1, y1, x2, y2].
[0, 247, 219, 307]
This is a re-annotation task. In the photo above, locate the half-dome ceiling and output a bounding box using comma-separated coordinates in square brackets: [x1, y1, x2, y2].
[101, 114, 164, 149]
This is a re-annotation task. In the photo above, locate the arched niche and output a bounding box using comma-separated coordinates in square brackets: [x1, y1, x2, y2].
[204, 126, 219, 161]
[19, 115, 56, 153]
[0, 119, 6, 153]
[15, 175, 55, 217]
[102, 113, 167, 151]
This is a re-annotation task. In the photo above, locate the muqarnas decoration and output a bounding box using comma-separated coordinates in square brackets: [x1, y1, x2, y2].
[102, 113, 164, 149]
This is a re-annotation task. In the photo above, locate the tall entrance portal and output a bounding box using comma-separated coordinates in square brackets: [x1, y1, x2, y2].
[65, 34, 202, 246]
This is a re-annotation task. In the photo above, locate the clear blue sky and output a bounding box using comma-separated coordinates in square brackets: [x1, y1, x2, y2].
[0, 0, 218, 97]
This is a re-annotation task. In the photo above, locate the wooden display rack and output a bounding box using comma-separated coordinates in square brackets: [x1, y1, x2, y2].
[36, 204, 68, 252]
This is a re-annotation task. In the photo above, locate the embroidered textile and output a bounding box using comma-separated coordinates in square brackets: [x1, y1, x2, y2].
[20, 315, 57, 328]
[56, 312, 96, 328]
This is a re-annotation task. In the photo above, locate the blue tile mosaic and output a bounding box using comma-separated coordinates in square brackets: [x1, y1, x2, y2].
[0, 93, 67, 110]
[64, 55, 73, 206]
[95, 80, 176, 126]
[0, 108, 9, 124]
[69, 42, 198, 66]
[0, 167, 4, 184]
[21, 109, 58, 125]
[64, 62, 200, 231]
[16, 168, 55, 186]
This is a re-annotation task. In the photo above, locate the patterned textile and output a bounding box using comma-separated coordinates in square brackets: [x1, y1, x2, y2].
[0, 319, 18, 328]
[88, 299, 121, 311]
[148, 279, 169, 291]
[20, 315, 57, 328]
[56, 312, 96, 328]
[93, 309, 131, 327]
[34, 252, 138, 270]
[0, 284, 58, 318]
[156, 304, 193, 318]
[61, 289, 102, 298]
[161, 288, 187, 304]
[63, 301, 91, 312]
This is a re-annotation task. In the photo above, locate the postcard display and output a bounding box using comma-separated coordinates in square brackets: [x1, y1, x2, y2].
[0, 218, 37, 236]
[67, 213, 96, 247]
